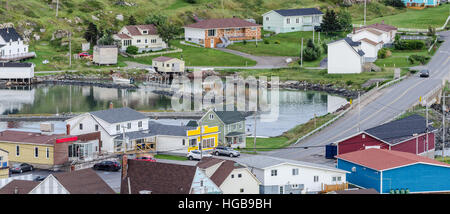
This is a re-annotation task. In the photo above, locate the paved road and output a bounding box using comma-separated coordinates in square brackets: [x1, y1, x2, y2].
[262, 31, 450, 164]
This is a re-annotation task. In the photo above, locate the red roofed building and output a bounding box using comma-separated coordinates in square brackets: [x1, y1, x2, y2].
[336, 149, 450, 194]
[113, 24, 167, 53]
[184, 18, 262, 48]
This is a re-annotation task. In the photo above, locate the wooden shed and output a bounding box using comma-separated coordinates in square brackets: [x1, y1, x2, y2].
[93, 45, 118, 65]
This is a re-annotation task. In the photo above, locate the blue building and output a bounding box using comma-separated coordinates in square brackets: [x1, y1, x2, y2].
[402, 0, 440, 7]
[336, 149, 450, 194]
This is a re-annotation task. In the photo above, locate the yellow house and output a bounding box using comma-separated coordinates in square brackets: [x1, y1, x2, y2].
[186, 125, 219, 152]
[0, 148, 9, 178]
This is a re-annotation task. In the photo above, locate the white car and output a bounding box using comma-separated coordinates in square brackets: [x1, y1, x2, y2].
[187, 150, 212, 160]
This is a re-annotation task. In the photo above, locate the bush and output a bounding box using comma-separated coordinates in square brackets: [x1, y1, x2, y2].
[302, 39, 321, 61]
[378, 48, 392, 59]
[126, 46, 139, 55]
[243, 40, 247, 45]
[263, 39, 270, 44]
[394, 40, 425, 50]
[408, 55, 430, 65]
[274, 40, 280, 44]
[346, 80, 353, 86]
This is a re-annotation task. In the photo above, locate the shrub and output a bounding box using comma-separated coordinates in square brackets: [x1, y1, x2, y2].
[302, 39, 321, 61]
[243, 40, 247, 45]
[394, 40, 425, 50]
[346, 80, 353, 86]
[408, 55, 430, 65]
[126, 46, 139, 55]
[274, 40, 280, 44]
[378, 48, 392, 59]
[263, 39, 270, 44]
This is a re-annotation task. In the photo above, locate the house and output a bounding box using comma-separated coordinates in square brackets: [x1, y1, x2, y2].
[186, 124, 219, 152]
[334, 114, 436, 158]
[237, 155, 348, 194]
[336, 148, 450, 194]
[193, 109, 247, 148]
[262, 8, 323, 33]
[0, 149, 9, 178]
[0, 62, 35, 84]
[65, 107, 150, 154]
[113, 24, 167, 53]
[121, 159, 222, 194]
[352, 22, 398, 45]
[152, 56, 185, 74]
[327, 37, 365, 74]
[359, 38, 383, 61]
[197, 157, 261, 194]
[92, 45, 118, 65]
[184, 18, 261, 48]
[402, 0, 440, 7]
[0, 168, 116, 194]
[0, 129, 101, 170]
[328, 188, 379, 194]
[0, 27, 36, 62]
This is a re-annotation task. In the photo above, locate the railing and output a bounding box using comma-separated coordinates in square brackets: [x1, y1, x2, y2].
[224, 33, 245, 38]
[0, 52, 36, 61]
[321, 182, 348, 193]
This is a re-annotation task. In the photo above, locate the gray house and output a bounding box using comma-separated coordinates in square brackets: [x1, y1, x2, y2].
[189, 109, 247, 149]
[262, 8, 323, 33]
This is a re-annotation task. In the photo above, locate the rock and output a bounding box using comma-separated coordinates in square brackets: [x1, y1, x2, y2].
[40, 28, 46, 33]
[116, 14, 124, 21]
[74, 17, 83, 24]
[51, 30, 69, 40]
[92, 15, 100, 21]
[33, 34, 40, 41]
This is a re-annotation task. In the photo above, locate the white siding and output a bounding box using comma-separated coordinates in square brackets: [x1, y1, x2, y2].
[0, 65, 34, 79]
[220, 168, 260, 194]
[327, 41, 363, 74]
[29, 175, 69, 194]
[155, 135, 188, 154]
[360, 41, 380, 58]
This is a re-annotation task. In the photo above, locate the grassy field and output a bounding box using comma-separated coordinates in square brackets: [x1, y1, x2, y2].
[154, 154, 187, 161]
[241, 113, 337, 152]
[357, 4, 450, 29]
[221, 67, 408, 90]
[436, 156, 450, 164]
[374, 49, 431, 68]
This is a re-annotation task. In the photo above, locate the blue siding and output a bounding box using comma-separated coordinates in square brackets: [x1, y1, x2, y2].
[382, 163, 450, 193]
[337, 159, 381, 192]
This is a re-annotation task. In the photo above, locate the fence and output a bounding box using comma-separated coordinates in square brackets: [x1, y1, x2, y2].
[125, 48, 183, 58]
[321, 182, 349, 193]
[353, 16, 450, 32]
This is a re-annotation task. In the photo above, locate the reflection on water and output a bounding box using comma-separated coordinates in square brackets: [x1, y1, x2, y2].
[0, 85, 348, 137]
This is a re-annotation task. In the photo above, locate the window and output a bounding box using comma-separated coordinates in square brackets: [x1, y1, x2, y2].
[116, 125, 121, 132]
[286, 18, 290, 24]
[314, 176, 319, 182]
[279, 186, 284, 194]
[337, 176, 341, 182]
[352, 167, 356, 172]
[231, 174, 234, 178]
[16, 145, 19, 156]
[332, 177, 337, 182]
[143, 30, 148, 34]
[271, 170, 277, 176]
[127, 123, 131, 129]
[266, 17, 269, 21]
[202, 138, 214, 148]
[189, 139, 197, 147]
[296, 18, 299, 23]
[208, 29, 216, 37]
[95, 125, 99, 131]
[34, 147, 39, 158]
[46, 148, 50, 159]
[145, 39, 148, 43]
[238, 173, 242, 178]
[240, 188, 244, 193]
[79, 123, 83, 130]
[151, 39, 157, 43]
[137, 40, 141, 43]
[182, 139, 185, 146]
[292, 168, 299, 175]
[291, 184, 299, 189]
[200, 180, 204, 187]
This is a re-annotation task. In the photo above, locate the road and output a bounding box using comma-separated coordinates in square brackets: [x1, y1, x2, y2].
[262, 31, 450, 165]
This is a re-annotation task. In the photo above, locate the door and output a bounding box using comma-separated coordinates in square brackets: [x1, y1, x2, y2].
[210, 39, 215, 48]
[279, 186, 284, 194]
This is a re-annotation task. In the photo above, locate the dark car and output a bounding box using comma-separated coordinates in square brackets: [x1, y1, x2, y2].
[93, 161, 121, 171]
[419, 69, 429, 78]
[213, 146, 240, 157]
[314, 25, 322, 32]
[10, 163, 34, 174]
[34, 175, 47, 182]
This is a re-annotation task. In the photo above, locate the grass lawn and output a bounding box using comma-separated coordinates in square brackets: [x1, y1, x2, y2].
[356, 4, 450, 29]
[120, 40, 257, 67]
[154, 154, 187, 161]
[436, 156, 450, 164]
[227, 31, 340, 57]
[374, 49, 431, 68]
[240, 113, 337, 152]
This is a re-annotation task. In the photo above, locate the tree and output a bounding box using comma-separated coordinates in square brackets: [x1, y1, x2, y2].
[302, 39, 321, 61]
[145, 14, 168, 27]
[126, 45, 138, 54]
[320, 9, 339, 35]
[383, 0, 405, 8]
[128, 15, 137, 25]
[156, 23, 181, 48]
[84, 22, 99, 45]
[97, 30, 115, 45]
[337, 10, 352, 33]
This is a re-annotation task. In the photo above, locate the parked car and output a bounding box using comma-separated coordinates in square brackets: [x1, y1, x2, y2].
[10, 163, 33, 174]
[187, 150, 212, 160]
[213, 146, 240, 157]
[314, 25, 322, 32]
[134, 156, 156, 162]
[34, 175, 47, 182]
[419, 69, 430, 78]
[78, 52, 90, 57]
[93, 161, 121, 171]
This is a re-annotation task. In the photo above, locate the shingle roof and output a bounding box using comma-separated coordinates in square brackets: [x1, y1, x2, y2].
[197, 157, 224, 169]
[185, 18, 261, 29]
[214, 110, 246, 124]
[90, 107, 148, 124]
[226, 131, 245, 137]
[121, 160, 197, 194]
[359, 38, 381, 46]
[344, 37, 361, 47]
[114, 121, 195, 140]
[273, 8, 324, 17]
[0, 27, 23, 42]
[336, 148, 450, 171]
[356, 22, 397, 33]
[0, 62, 34, 68]
[197, 158, 246, 187]
[53, 168, 115, 194]
[186, 120, 198, 127]
[365, 114, 434, 145]
[357, 49, 365, 56]
[152, 56, 175, 62]
[0, 180, 40, 194]
[124, 24, 158, 36]
[0, 130, 69, 145]
[115, 33, 132, 39]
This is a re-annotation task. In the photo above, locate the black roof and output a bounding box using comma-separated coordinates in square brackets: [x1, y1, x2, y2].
[344, 37, 361, 47]
[273, 8, 323, 17]
[0, 28, 23, 42]
[357, 50, 365, 56]
[90, 107, 148, 124]
[214, 110, 246, 124]
[115, 121, 196, 140]
[186, 120, 198, 127]
[365, 114, 435, 145]
[0, 62, 33, 68]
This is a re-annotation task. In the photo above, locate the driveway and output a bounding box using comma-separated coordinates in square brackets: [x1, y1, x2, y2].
[213, 48, 298, 69]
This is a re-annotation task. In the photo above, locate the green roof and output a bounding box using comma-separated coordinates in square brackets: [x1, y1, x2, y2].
[214, 111, 246, 124]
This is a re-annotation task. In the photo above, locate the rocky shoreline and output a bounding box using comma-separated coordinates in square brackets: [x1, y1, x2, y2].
[278, 80, 360, 99]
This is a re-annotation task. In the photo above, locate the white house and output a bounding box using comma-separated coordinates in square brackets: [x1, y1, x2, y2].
[327, 37, 365, 74]
[65, 107, 150, 154]
[0, 62, 34, 83]
[0, 27, 35, 62]
[359, 38, 383, 61]
[113, 24, 167, 53]
[262, 8, 323, 33]
[238, 155, 348, 194]
[351, 22, 398, 45]
[197, 157, 261, 194]
[152, 56, 185, 74]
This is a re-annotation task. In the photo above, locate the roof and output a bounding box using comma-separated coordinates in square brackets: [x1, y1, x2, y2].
[90, 107, 148, 124]
[365, 114, 434, 145]
[115, 121, 195, 140]
[344, 37, 361, 47]
[115, 33, 132, 39]
[121, 160, 197, 194]
[356, 28, 384, 36]
[0, 27, 23, 42]
[333, 188, 379, 194]
[53, 168, 115, 194]
[336, 148, 450, 171]
[185, 18, 261, 29]
[214, 110, 246, 124]
[237, 155, 347, 173]
[356, 22, 397, 33]
[124, 24, 158, 36]
[357, 49, 365, 56]
[226, 131, 245, 137]
[153, 56, 176, 62]
[0, 130, 69, 145]
[197, 157, 225, 169]
[0, 180, 40, 194]
[359, 38, 381, 46]
[197, 157, 246, 187]
[273, 8, 323, 17]
[0, 62, 34, 68]
[186, 120, 198, 127]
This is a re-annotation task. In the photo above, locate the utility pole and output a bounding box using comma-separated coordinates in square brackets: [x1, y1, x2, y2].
[199, 121, 203, 159]
[443, 92, 448, 161]
[253, 111, 257, 153]
[56, 0, 59, 17]
[69, 31, 72, 68]
[426, 103, 429, 152]
[122, 125, 127, 154]
[358, 92, 361, 132]
[300, 38, 304, 67]
[364, 0, 367, 26]
[318, 32, 320, 43]
[313, 28, 315, 43]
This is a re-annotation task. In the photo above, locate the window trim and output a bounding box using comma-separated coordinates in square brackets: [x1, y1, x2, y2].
[16, 145, 20, 157]
[34, 147, 39, 158]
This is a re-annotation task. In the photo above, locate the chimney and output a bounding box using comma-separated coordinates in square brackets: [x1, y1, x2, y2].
[66, 124, 71, 136]
[109, 102, 114, 109]
[14, 186, 18, 194]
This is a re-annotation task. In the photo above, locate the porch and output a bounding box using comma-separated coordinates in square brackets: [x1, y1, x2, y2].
[320, 182, 349, 193]
[0, 52, 36, 62]
[113, 136, 157, 154]
[225, 132, 246, 148]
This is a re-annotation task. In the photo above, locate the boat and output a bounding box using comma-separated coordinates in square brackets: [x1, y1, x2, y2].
[112, 76, 132, 84]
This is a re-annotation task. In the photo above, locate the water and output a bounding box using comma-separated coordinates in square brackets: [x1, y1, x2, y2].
[0, 84, 348, 137]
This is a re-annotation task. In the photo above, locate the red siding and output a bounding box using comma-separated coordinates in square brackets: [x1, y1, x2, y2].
[391, 133, 435, 154]
[337, 133, 389, 155]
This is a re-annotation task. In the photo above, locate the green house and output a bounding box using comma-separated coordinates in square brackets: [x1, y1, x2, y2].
[188, 109, 247, 148]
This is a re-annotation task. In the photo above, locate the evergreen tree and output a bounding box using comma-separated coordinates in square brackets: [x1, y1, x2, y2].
[145, 14, 168, 27]
[320, 9, 339, 35]
[156, 23, 181, 48]
[337, 10, 352, 33]
[302, 39, 321, 61]
[97, 29, 115, 46]
[128, 15, 137, 25]
[84, 22, 99, 45]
